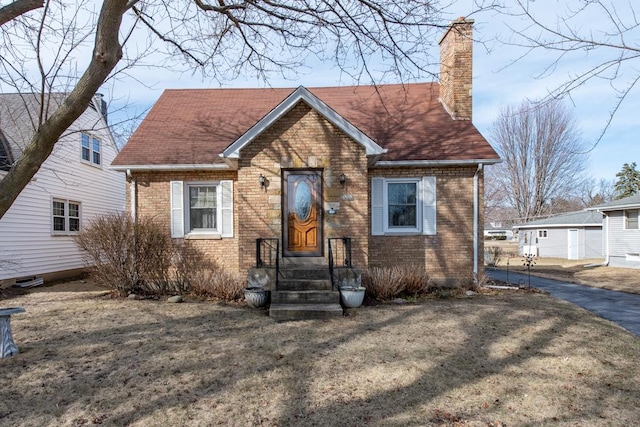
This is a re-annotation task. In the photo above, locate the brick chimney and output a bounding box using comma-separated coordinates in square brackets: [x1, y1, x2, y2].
[439, 17, 474, 120]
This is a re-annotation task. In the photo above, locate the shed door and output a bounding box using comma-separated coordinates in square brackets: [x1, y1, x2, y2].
[568, 229, 579, 260]
[283, 170, 323, 257]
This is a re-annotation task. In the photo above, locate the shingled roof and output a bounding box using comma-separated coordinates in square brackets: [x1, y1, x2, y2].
[111, 82, 499, 169]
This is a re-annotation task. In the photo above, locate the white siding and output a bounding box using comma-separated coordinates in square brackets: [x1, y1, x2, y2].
[606, 211, 640, 268]
[518, 226, 603, 260]
[0, 106, 126, 281]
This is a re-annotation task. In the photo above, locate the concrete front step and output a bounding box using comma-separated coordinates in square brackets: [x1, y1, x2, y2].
[269, 303, 343, 321]
[278, 279, 332, 291]
[279, 267, 330, 281]
[272, 290, 339, 304]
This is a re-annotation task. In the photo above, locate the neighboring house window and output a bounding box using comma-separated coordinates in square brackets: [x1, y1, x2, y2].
[52, 199, 80, 234]
[537, 230, 548, 239]
[371, 177, 436, 235]
[0, 130, 13, 171]
[81, 133, 101, 166]
[626, 253, 640, 262]
[625, 209, 639, 230]
[170, 180, 234, 238]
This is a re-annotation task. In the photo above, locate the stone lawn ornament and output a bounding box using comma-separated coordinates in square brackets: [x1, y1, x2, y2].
[0, 307, 26, 358]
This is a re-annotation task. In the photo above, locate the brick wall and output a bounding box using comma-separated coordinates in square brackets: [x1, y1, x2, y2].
[237, 102, 369, 270]
[439, 18, 473, 120]
[130, 170, 240, 272]
[368, 165, 484, 286]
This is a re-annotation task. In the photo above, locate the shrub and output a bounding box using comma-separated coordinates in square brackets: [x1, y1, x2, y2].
[484, 246, 503, 267]
[363, 265, 431, 301]
[173, 241, 245, 300]
[75, 213, 174, 296]
[76, 214, 244, 300]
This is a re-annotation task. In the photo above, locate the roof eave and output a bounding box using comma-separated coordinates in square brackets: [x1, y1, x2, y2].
[109, 164, 232, 172]
[220, 86, 386, 159]
[373, 158, 501, 167]
[514, 223, 602, 229]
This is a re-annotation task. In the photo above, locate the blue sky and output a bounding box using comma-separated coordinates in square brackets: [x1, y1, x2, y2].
[108, 1, 639, 182]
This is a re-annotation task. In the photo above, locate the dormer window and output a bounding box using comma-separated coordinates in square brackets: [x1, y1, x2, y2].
[81, 133, 101, 166]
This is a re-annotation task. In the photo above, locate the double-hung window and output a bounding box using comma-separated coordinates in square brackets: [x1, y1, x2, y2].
[371, 176, 436, 235]
[170, 180, 234, 238]
[188, 184, 217, 232]
[52, 199, 80, 234]
[626, 209, 639, 230]
[81, 133, 101, 166]
[537, 230, 548, 239]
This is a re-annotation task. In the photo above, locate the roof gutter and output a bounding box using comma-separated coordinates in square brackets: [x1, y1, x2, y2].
[110, 164, 232, 172]
[374, 159, 501, 168]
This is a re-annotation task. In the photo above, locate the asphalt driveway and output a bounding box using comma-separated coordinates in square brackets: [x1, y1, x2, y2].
[487, 269, 640, 338]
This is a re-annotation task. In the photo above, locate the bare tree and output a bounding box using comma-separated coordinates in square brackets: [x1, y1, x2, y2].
[489, 99, 587, 223]
[494, 0, 640, 143]
[579, 177, 616, 207]
[0, 0, 451, 219]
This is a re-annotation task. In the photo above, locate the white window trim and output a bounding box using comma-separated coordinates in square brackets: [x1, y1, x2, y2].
[537, 229, 548, 239]
[383, 178, 422, 234]
[81, 133, 102, 167]
[170, 180, 233, 239]
[371, 176, 436, 236]
[51, 198, 81, 236]
[624, 209, 639, 230]
[185, 181, 222, 237]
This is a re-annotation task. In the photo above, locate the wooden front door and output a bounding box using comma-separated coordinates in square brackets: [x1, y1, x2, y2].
[283, 170, 322, 257]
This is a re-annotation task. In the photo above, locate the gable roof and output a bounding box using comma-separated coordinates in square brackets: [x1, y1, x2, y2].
[222, 86, 386, 160]
[111, 83, 500, 170]
[0, 93, 110, 169]
[588, 194, 640, 211]
[513, 210, 603, 229]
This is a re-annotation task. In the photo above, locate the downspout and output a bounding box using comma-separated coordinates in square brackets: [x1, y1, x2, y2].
[126, 169, 136, 221]
[473, 163, 483, 285]
[604, 213, 610, 266]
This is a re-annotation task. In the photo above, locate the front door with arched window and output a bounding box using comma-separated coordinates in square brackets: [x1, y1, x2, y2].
[283, 170, 323, 257]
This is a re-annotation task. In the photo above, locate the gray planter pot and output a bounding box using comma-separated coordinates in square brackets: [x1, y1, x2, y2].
[340, 286, 365, 308]
[243, 287, 270, 308]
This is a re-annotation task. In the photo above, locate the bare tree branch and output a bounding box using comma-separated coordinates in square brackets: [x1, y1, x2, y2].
[0, 0, 42, 26]
[495, 0, 640, 147]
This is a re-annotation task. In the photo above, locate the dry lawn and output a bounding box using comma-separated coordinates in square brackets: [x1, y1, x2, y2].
[1, 279, 639, 426]
[486, 241, 640, 294]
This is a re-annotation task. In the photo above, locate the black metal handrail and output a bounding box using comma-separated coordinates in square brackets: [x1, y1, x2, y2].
[328, 237, 352, 290]
[256, 238, 279, 289]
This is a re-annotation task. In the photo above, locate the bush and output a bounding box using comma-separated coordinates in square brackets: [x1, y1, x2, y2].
[75, 214, 244, 300]
[363, 265, 431, 301]
[75, 213, 174, 296]
[484, 246, 503, 267]
[173, 241, 245, 300]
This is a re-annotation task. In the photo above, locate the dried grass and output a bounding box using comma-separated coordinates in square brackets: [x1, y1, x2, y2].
[1, 280, 639, 426]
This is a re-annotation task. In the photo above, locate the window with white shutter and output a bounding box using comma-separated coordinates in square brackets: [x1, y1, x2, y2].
[371, 176, 436, 236]
[170, 180, 233, 238]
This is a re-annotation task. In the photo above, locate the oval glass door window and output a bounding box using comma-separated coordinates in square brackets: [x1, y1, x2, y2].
[295, 181, 312, 221]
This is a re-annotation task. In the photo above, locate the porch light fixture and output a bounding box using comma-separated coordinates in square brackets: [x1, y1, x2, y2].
[339, 173, 346, 186]
[259, 174, 266, 188]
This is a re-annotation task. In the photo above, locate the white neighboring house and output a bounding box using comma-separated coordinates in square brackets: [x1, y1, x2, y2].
[512, 210, 603, 260]
[588, 194, 640, 269]
[0, 93, 125, 285]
